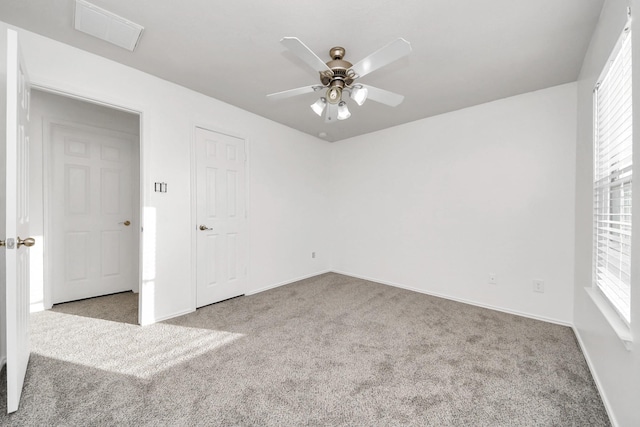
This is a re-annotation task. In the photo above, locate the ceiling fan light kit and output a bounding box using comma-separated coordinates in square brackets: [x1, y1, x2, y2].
[326, 85, 343, 104]
[350, 85, 368, 106]
[267, 37, 412, 124]
[311, 97, 327, 116]
[337, 101, 351, 120]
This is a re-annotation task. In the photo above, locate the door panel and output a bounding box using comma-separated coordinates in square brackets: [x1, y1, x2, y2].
[4, 28, 32, 414]
[51, 124, 136, 304]
[196, 127, 246, 307]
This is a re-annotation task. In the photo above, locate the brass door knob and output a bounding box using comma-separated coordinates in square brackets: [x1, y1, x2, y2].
[120, 220, 131, 226]
[199, 225, 212, 231]
[17, 237, 35, 248]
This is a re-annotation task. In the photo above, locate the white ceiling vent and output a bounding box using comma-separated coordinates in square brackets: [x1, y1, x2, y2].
[74, 0, 144, 51]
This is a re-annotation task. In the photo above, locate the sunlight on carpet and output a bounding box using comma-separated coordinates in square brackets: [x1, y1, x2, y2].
[30, 311, 244, 379]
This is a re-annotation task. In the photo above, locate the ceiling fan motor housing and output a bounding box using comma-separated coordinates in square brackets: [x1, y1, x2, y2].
[321, 46, 355, 89]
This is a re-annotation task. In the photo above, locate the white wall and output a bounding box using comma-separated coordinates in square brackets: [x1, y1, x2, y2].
[28, 89, 140, 311]
[2, 22, 331, 324]
[330, 83, 577, 324]
[574, 0, 640, 425]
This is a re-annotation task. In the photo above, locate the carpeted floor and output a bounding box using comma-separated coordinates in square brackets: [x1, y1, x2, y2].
[0, 273, 609, 426]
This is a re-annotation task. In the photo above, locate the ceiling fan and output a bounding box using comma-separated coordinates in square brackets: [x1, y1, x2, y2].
[267, 37, 412, 123]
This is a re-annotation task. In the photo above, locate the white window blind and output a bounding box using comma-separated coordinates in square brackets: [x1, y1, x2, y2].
[593, 25, 632, 325]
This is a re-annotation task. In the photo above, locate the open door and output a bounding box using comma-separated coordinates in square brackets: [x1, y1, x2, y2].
[2, 28, 32, 414]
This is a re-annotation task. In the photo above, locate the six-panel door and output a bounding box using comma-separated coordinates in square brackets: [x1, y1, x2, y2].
[195, 127, 246, 307]
[4, 28, 32, 414]
[51, 123, 136, 303]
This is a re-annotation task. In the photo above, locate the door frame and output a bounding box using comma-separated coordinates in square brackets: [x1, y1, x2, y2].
[190, 123, 250, 311]
[32, 84, 145, 324]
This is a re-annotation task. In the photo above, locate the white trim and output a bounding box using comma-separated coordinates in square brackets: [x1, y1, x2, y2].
[584, 287, 633, 350]
[136, 112, 144, 326]
[244, 136, 252, 304]
[573, 326, 619, 427]
[30, 83, 143, 117]
[41, 115, 52, 310]
[245, 270, 331, 296]
[148, 308, 194, 324]
[331, 270, 573, 327]
[189, 125, 198, 312]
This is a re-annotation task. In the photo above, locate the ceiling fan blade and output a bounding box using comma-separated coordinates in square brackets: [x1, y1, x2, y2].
[281, 37, 332, 73]
[267, 85, 322, 101]
[325, 102, 339, 123]
[350, 38, 412, 78]
[360, 84, 405, 107]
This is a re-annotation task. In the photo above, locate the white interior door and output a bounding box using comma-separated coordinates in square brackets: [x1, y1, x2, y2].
[195, 127, 247, 307]
[3, 28, 32, 414]
[51, 123, 136, 304]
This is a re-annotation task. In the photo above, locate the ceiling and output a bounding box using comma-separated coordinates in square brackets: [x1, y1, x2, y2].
[0, 0, 604, 142]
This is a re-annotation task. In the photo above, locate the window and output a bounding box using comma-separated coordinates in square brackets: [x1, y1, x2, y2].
[593, 24, 632, 325]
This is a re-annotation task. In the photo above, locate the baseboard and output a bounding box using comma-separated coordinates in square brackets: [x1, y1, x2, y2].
[330, 270, 572, 327]
[245, 270, 331, 296]
[572, 326, 618, 427]
[143, 271, 330, 324]
[144, 308, 195, 325]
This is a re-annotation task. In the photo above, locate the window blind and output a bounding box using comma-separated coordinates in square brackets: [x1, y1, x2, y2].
[593, 25, 632, 324]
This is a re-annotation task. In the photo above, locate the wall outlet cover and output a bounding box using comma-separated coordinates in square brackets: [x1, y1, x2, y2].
[533, 279, 544, 293]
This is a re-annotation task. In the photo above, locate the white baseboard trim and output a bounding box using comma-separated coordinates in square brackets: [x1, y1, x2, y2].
[245, 270, 331, 296]
[572, 326, 617, 427]
[145, 271, 331, 324]
[145, 308, 195, 325]
[330, 270, 572, 327]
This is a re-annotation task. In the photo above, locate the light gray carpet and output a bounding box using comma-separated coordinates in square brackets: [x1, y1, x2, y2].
[47, 290, 139, 325]
[0, 273, 609, 426]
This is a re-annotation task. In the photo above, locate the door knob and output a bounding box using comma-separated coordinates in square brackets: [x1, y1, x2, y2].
[199, 225, 212, 231]
[0, 239, 5, 247]
[120, 220, 131, 226]
[16, 237, 35, 248]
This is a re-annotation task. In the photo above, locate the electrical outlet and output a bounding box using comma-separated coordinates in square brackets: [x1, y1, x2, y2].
[311, 252, 316, 259]
[533, 279, 544, 293]
[488, 273, 497, 284]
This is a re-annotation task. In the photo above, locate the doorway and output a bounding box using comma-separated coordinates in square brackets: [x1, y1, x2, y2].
[30, 89, 141, 323]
